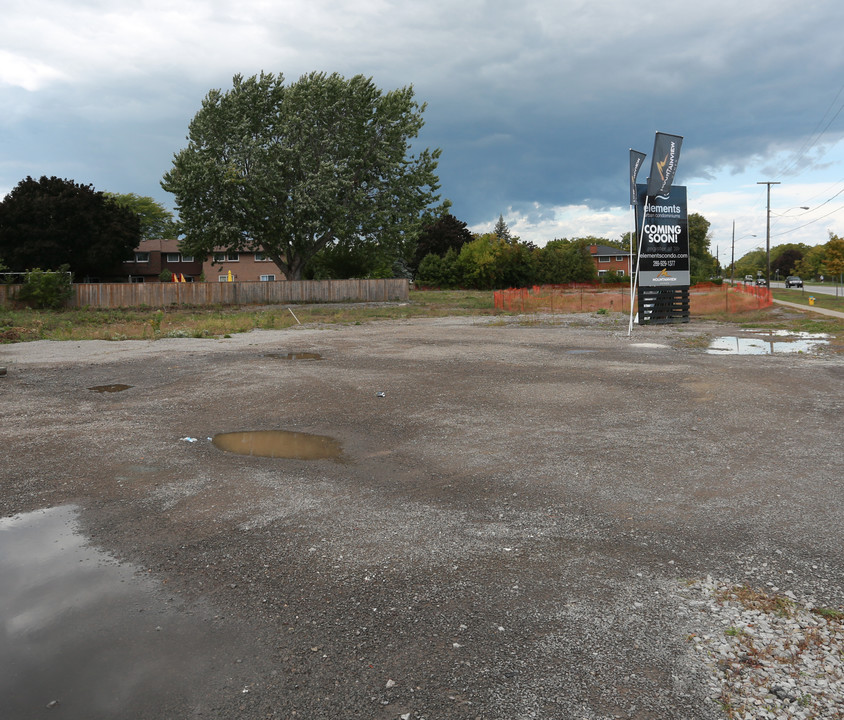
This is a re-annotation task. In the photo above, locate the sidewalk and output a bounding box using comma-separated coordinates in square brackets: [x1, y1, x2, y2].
[773, 298, 844, 319]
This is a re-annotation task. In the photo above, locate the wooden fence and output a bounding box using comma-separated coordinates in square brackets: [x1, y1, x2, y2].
[0, 278, 409, 309]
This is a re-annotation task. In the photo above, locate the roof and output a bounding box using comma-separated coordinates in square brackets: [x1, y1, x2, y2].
[136, 238, 182, 252]
[590, 244, 630, 257]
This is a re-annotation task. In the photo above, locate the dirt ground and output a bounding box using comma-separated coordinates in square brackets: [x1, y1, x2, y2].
[1, 309, 843, 719]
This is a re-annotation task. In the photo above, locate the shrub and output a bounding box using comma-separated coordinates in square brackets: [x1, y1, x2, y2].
[15, 266, 73, 309]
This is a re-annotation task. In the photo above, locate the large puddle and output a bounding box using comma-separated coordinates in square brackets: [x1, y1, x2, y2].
[0, 506, 254, 718]
[707, 330, 830, 355]
[212, 430, 342, 460]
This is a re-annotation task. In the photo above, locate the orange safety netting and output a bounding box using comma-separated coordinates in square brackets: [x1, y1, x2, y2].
[493, 282, 772, 315]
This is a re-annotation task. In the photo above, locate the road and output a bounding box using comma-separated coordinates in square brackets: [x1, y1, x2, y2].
[769, 280, 843, 296]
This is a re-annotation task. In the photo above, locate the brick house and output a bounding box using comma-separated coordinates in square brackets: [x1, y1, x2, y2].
[121, 238, 203, 282]
[120, 240, 284, 282]
[589, 244, 631, 277]
[202, 250, 282, 282]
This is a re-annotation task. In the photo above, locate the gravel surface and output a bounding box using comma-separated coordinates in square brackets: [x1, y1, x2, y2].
[1, 310, 843, 719]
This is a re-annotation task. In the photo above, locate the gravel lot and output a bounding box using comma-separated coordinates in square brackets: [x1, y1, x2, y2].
[2, 310, 843, 719]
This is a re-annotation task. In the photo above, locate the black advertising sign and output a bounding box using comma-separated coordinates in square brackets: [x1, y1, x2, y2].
[635, 184, 689, 286]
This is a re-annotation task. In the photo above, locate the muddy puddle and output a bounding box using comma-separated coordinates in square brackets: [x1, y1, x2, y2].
[0, 506, 254, 718]
[264, 351, 322, 360]
[212, 430, 342, 460]
[707, 330, 830, 355]
[89, 384, 133, 393]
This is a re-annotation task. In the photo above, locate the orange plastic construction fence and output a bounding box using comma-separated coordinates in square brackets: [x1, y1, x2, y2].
[493, 282, 772, 315]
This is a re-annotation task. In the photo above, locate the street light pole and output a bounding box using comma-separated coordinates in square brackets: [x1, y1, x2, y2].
[758, 181, 780, 286]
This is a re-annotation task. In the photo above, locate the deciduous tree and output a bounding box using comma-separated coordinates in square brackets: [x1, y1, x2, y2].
[411, 213, 473, 277]
[105, 192, 179, 241]
[0, 176, 139, 278]
[162, 72, 445, 280]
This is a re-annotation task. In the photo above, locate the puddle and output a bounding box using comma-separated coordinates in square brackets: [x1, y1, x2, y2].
[565, 349, 597, 355]
[89, 384, 132, 393]
[0, 506, 254, 718]
[264, 352, 322, 360]
[212, 430, 342, 460]
[707, 331, 830, 355]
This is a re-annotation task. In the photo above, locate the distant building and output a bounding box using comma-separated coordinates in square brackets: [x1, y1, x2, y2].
[120, 240, 284, 282]
[588, 244, 631, 277]
[201, 250, 282, 282]
[121, 239, 203, 282]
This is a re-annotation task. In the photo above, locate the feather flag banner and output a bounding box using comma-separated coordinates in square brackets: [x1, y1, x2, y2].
[646, 132, 683, 197]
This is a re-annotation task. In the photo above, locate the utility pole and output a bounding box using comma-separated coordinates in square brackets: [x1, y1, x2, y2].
[757, 181, 780, 286]
[731, 221, 735, 285]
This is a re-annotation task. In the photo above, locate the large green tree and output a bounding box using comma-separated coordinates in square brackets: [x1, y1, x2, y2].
[687, 213, 717, 281]
[826, 233, 844, 281]
[162, 71, 445, 280]
[105, 192, 179, 241]
[411, 213, 474, 277]
[0, 176, 139, 278]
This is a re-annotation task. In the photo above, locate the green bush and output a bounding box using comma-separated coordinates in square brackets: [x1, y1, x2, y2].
[15, 266, 73, 309]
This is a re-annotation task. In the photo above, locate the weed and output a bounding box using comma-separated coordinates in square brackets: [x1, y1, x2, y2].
[150, 310, 164, 338]
[811, 606, 844, 621]
[714, 584, 796, 618]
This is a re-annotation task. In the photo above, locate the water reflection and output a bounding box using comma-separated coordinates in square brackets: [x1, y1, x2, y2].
[707, 331, 830, 355]
[0, 506, 252, 718]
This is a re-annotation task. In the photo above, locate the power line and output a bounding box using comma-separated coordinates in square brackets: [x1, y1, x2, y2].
[776, 81, 844, 179]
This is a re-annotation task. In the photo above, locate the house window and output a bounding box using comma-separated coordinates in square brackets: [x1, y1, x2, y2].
[218, 275, 228, 282]
[129, 276, 145, 283]
[615, 255, 625, 261]
[598, 256, 610, 263]
[213, 252, 239, 263]
[166, 253, 181, 262]
[255, 252, 267, 261]
[133, 252, 150, 263]
[181, 255, 194, 263]
[259, 274, 276, 282]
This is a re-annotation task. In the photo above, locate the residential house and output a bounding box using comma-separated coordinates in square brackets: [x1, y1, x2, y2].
[121, 238, 203, 282]
[588, 244, 631, 277]
[202, 250, 282, 282]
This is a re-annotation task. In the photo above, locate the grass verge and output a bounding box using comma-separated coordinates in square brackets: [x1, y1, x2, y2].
[1, 288, 842, 343]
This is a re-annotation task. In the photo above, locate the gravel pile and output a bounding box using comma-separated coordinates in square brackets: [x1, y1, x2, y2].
[683, 577, 844, 719]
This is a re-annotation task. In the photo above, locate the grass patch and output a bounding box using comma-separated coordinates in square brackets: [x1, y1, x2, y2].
[0, 291, 501, 343]
[812, 606, 844, 621]
[772, 287, 844, 313]
[1, 288, 842, 344]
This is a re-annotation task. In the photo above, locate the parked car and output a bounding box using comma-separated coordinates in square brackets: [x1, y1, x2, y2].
[744, 275, 754, 283]
[755, 277, 767, 286]
[785, 276, 803, 288]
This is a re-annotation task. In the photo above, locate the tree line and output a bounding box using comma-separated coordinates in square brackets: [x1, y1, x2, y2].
[0, 70, 741, 292]
[733, 236, 844, 282]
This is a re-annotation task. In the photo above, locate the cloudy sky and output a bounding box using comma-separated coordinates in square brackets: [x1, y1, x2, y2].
[3, 0, 844, 261]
